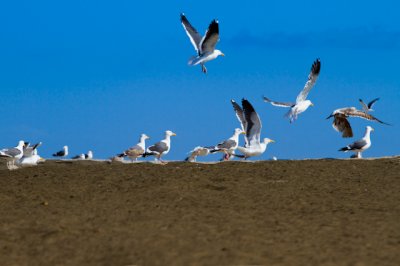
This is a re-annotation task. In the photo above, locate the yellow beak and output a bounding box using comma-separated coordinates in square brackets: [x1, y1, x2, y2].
[172, 133, 177, 136]
[270, 139, 275, 143]
[221, 53, 225, 57]
[241, 131, 246, 135]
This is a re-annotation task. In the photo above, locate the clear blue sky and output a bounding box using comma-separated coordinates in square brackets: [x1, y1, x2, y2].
[1, 0, 399, 160]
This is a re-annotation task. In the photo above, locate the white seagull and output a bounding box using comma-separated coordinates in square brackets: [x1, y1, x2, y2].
[118, 134, 150, 162]
[180, 13, 225, 74]
[210, 128, 245, 161]
[72, 153, 85, 160]
[339, 126, 374, 158]
[263, 59, 321, 122]
[144, 131, 176, 163]
[359, 97, 380, 113]
[53, 145, 68, 158]
[0, 140, 25, 170]
[18, 141, 44, 165]
[231, 99, 275, 159]
[85, 150, 93, 160]
[326, 107, 389, 138]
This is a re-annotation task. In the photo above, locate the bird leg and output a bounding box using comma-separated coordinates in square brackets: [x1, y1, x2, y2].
[201, 64, 207, 74]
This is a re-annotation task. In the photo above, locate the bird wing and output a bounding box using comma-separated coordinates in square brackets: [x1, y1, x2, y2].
[367, 97, 380, 109]
[263, 96, 294, 108]
[231, 100, 247, 133]
[359, 99, 370, 112]
[148, 142, 168, 154]
[216, 139, 236, 150]
[0, 148, 22, 158]
[345, 108, 390, 125]
[242, 99, 262, 146]
[180, 13, 202, 54]
[296, 59, 321, 103]
[333, 114, 353, 138]
[200, 19, 219, 54]
[349, 139, 368, 150]
[125, 145, 144, 157]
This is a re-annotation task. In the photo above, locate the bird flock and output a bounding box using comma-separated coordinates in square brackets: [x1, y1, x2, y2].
[0, 14, 391, 170]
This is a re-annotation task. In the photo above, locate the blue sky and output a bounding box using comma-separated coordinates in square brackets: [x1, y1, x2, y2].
[1, 0, 399, 160]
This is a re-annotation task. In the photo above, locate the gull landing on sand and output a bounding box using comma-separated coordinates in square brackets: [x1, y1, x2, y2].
[263, 59, 321, 123]
[231, 99, 275, 159]
[210, 128, 245, 161]
[143, 131, 176, 163]
[180, 13, 225, 74]
[339, 126, 374, 158]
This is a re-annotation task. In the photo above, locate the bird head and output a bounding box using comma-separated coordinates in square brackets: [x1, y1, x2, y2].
[166, 130, 177, 137]
[264, 138, 275, 144]
[216, 49, 225, 57]
[141, 134, 150, 140]
[234, 128, 245, 135]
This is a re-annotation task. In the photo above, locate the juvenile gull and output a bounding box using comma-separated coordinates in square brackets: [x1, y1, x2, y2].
[210, 128, 245, 161]
[0, 140, 25, 170]
[185, 146, 214, 162]
[231, 99, 275, 159]
[263, 59, 321, 122]
[118, 134, 150, 162]
[326, 107, 389, 138]
[53, 146, 68, 158]
[180, 13, 225, 74]
[339, 126, 374, 158]
[144, 131, 176, 163]
[359, 97, 380, 113]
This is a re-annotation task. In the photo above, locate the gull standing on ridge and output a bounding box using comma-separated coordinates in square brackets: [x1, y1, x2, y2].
[72, 154, 85, 160]
[359, 97, 380, 113]
[144, 131, 176, 163]
[0, 140, 25, 170]
[326, 106, 389, 138]
[210, 128, 245, 161]
[118, 134, 150, 162]
[85, 150, 93, 160]
[231, 99, 275, 159]
[339, 126, 374, 158]
[180, 13, 225, 74]
[263, 59, 321, 122]
[53, 145, 68, 158]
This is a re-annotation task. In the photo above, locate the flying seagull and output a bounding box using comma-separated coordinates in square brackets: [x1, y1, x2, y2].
[118, 134, 150, 162]
[263, 58, 321, 122]
[53, 145, 68, 158]
[0, 140, 25, 170]
[143, 130, 176, 163]
[184, 146, 214, 162]
[180, 13, 225, 74]
[339, 126, 374, 158]
[359, 98, 380, 113]
[210, 128, 245, 161]
[326, 107, 389, 138]
[231, 99, 275, 159]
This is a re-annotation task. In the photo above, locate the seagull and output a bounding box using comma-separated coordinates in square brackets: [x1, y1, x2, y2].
[359, 98, 380, 113]
[52, 145, 68, 158]
[326, 107, 389, 138]
[184, 146, 214, 162]
[339, 126, 374, 158]
[18, 141, 44, 165]
[84, 150, 93, 160]
[143, 131, 176, 163]
[263, 59, 321, 122]
[210, 128, 245, 160]
[0, 140, 25, 170]
[72, 154, 85, 160]
[118, 134, 150, 162]
[180, 13, 225, 74]
[231, 99, 275, 159]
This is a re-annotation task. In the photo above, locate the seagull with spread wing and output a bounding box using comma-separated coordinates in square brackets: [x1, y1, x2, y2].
[180, 13, 225, 74]
[359, 98, 380, 113]
[326, 106, 389, 138]
[263, 59, 321, 123]
[231, 99, 274, 159]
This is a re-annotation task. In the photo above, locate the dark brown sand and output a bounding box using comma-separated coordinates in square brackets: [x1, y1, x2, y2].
[1, 158, 400, 266]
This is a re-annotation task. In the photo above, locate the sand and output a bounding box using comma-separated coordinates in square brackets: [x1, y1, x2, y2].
[1, 158, 400, 266]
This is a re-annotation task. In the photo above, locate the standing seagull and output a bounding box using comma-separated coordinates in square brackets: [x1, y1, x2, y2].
[231, 99, 275, 159]
[210, 128, 245, 160]
[359, 98, 380, 113]
[339, 126, 374, 158]
[85, 150, 93, 160]
[0, 140, 25, 170]
[118, 134, 150, 162]
[19, 141, 43, 165]
[53, 145, 68, 158]
[326, 107, 389, 138]
[180, 13, 225, 74]
[263, 59, 321, 122]
[144, 131, 176, 163]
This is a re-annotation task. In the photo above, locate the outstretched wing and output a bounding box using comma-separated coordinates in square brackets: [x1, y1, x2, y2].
[180, 13, 202, 54]
[359, 99, 369, 113]
[346, 109, 390, 125]
[242, 99, 262, 146]
[263, 96, 294, 108]
[231, 99, 247, 132]
[332, 114, 353, 138]
[367, 97, 380, 109]
[296, 58, 321, 103]
[200, 19, 219, 54]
